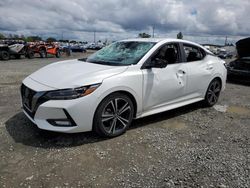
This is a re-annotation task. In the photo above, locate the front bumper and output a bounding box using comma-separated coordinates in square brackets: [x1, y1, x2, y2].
[21, 78, 98, 133]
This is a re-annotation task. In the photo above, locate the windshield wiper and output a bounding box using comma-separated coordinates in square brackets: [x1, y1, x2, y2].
[78, 58, 87, 62]
[86, 59, 129, 66]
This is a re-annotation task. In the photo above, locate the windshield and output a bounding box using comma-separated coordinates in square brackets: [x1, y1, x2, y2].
[86, 41, 156, 66]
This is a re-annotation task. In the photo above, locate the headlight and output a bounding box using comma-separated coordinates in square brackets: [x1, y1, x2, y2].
[45, 84, 100, 100]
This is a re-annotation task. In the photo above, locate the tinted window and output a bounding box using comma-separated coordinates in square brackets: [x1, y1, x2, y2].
[154, 43, 180, 64]
[183, 44, 206, 62]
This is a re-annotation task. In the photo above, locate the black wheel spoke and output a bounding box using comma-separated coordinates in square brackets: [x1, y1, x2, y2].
[110, 100, 116, 113]
[108, 118, 117, 134]
[117, 117, 127, 128]
[101, 97, 133, 135]
[214, 87, 221, 93]
[119, 104, 131, 115]
[101, 114, 114, 122]
[206, 80, 221, 106]
[114, 99, 118, 112]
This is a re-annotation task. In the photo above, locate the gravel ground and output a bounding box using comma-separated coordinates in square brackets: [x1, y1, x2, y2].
[0, 55, 249, 187]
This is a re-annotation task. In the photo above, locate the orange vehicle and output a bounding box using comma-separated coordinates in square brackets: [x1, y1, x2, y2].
[29, 42, 61, 58]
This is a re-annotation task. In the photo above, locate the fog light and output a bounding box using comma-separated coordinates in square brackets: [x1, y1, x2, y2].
[55, 120, 72, 126]
[47, 119, 73, 127]
[46, 109, 77, 127]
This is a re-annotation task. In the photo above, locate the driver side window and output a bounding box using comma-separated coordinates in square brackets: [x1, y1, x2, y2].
[154, 43, 180, 64]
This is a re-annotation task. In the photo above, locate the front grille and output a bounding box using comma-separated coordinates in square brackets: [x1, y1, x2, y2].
[21, 84, 48, 118]
[21, 84, 36, 111]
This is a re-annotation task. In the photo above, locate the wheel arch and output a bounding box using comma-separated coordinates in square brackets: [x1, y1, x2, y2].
[212, 76, 222, 87]
[203, 75, 224, 99]
[114, 90, 138, 118]
[39, 46, 47, 51]
[94, 89, 139, 119]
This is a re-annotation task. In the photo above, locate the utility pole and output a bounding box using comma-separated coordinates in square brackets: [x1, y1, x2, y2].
[152, 25, 155, 38]
[225, 36, 228, 46]
[94, 30, 96, 43]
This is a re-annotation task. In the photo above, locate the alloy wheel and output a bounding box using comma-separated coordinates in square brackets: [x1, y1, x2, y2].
[101, 98, 132, 134]
[206, 80, 221, 106]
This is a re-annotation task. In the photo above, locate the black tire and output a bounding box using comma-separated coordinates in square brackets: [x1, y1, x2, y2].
[55, 49, 61, 58]
[0, 51, 10, 60]
[65, 48, 71, 56]
[204, 79, 222, 107]
[39, 49, 47, 58]
[27, 51, 34, 59]
[93, 93, 134, 137]
[14, 54, 21, 59]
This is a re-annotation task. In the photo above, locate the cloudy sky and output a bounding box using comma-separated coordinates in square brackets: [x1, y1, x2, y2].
[0, 0, 249, 44]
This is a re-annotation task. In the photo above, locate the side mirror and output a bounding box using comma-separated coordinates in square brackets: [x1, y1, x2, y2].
[144, 58, 167, 69]
[154, 58, 168, 68]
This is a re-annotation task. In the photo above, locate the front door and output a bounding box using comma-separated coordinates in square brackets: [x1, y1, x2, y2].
[142, 43, 188, 112]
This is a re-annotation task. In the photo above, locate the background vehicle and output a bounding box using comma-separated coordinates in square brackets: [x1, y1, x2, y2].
[30, 42, 61, 58]
[0, 41, 34, 60]
[21, 38, 227, 137]
[70, 45, 86, 52]
[226, 37, 250, 82]
[218, 51, 233, 59]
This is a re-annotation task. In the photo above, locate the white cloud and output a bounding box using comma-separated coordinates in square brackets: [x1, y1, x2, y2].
[0, 0, 249, 43]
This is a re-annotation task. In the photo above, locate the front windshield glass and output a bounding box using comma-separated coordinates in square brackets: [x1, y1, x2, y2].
[86, 41, 156, 66]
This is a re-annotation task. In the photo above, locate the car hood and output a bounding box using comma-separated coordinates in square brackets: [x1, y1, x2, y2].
[28, 59, 128, 89]
[236, 37, 250, 58]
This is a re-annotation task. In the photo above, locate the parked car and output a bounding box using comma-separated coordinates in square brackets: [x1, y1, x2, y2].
[218, 51, 233, 59]
[86, 42, 104, 50]
[0, 42, 34, 60]
[70, 45, 86, 52]
[21, 38, 227, 137]
[225, 37, 250, 82]
[30, 42, 61, 58]
[59, 45, 71, 56]
[226, 57, 250, 82]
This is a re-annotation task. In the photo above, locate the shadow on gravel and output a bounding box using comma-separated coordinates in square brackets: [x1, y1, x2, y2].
[5, 112, 107, 149]
[6, 102, 205, 149]
[227, 79, 250, 86]
[131, 102, 204, 130]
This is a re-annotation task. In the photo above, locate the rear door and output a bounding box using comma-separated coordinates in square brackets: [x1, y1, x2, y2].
[181, 43, 214, 98]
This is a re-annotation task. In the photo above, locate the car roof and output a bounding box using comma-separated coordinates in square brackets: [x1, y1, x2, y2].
[121, 38, 212, 54]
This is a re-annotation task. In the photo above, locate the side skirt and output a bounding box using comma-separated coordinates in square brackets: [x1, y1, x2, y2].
[136, 97, 204, 119]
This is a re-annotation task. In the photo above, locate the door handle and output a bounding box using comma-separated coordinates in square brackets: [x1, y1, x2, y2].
[176, 70, 186, 78]
[206, 66, 213, 70]
[177, 70, 186, 74]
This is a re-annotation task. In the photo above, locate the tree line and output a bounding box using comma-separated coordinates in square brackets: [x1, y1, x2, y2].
[0, 33, 59, 42]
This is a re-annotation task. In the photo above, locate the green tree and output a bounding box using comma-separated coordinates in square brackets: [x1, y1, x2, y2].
[177, 32, 183, 39]
[46, 37, 57, 42]
[0, 33, 5, 39]
[20, 34, 25, 40]
[58, 39, 69, 43]
[13, 34, 19, 39]
[138, 33, 151, 38]
[25, 36, 42, 42]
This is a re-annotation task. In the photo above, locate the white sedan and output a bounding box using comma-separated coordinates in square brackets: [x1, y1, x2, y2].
[21, 38, 227, 137]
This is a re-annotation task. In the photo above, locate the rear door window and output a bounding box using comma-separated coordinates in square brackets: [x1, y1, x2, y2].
[183, 44, 206, 62]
